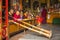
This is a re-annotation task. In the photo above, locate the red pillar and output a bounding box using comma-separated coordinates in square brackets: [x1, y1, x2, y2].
[5, 0, 8, 40]
[5, 0, 8, 26]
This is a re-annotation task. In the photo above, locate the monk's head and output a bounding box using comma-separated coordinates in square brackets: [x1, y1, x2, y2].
[10, 9, 14, 14]
[16, 11, 20, 15]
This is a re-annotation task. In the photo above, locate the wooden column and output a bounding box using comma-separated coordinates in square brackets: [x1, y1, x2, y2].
[31, 0, 33, 12]
[59, 0, 60, 2]
[0, 0, 2, 40]
[47, 0, 50, 8]
[20, 0, 23, 10]
[39, 0, 40, 8]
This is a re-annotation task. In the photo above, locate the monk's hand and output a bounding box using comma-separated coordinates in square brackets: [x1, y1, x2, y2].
[17, 19, 22, 21]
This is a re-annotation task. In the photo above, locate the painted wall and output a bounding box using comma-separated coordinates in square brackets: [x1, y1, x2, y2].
[47, 12, 60, 23]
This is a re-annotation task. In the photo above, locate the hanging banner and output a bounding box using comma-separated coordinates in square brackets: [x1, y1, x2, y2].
[2, 0, 8, 40]
[2, 26, 6, 40]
